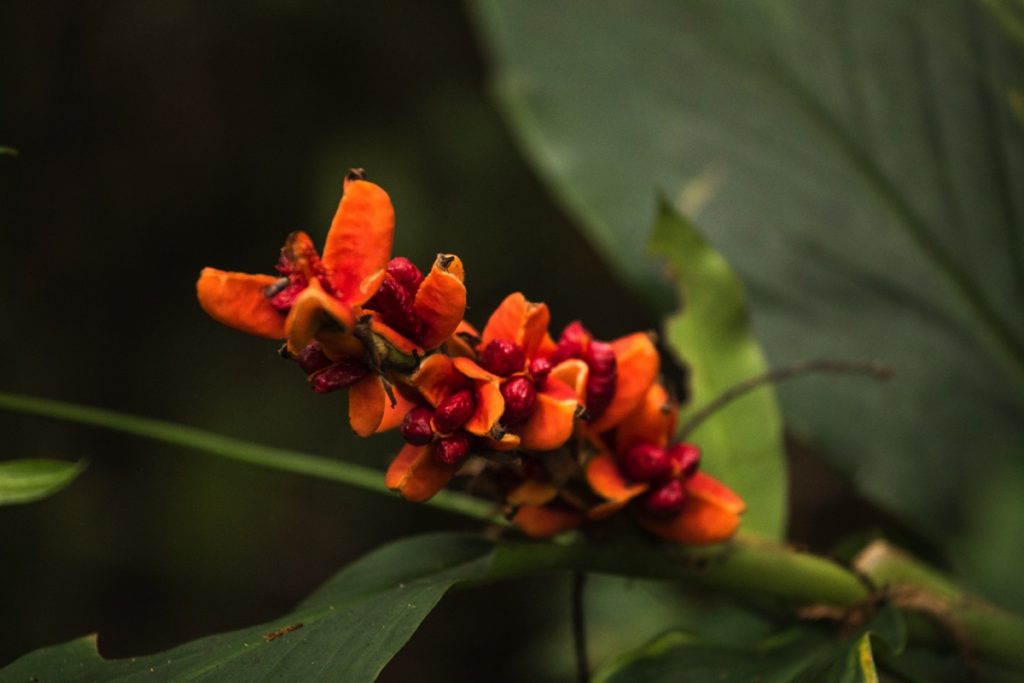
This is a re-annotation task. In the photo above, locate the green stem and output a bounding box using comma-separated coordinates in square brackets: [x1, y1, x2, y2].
[0, 390, 501, 524]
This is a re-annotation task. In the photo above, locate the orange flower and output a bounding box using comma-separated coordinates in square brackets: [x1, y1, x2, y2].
[584, 382, 745, 545]
[196, 169, 466, 437]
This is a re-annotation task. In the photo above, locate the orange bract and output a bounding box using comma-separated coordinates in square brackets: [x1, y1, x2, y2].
[196, 270, 285, 339]
[321, 177, 395, 305]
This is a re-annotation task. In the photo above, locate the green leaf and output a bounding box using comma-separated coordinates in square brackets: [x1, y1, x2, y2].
[594, 606, 905, 683]
[1, 534, 496, 682]
[0, 146, 17, 156]
[0, 458, 86, 505]
[650, 201, 786, 538]
[473, 0, 1024, 601]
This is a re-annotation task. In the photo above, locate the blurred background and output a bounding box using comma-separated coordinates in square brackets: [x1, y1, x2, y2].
[2, 1, 1021, 681]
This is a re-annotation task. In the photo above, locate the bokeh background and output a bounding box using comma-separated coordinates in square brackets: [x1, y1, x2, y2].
[3, 1, 1021, 681]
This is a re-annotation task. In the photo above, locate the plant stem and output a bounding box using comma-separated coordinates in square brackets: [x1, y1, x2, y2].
[571, 571, 589, 683]
[0, 390, 501, 524]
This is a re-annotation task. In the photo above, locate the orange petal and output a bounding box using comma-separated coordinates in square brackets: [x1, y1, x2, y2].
[485, 432, 522, 451]
[370, 316, 424, 358]
[481, 292, 552, 358]
[517, 378, 579, 451]
[196, 268, 285, 339]
[550, 359, 589, 399]
[636, 472, 745, 545]
[385, 443, 457, 502]
[452, 356, 500, 382]
[321, 176, 395, 305]
[348, 374, 415, 437]
[464, 379, 505, 437]
[615, 382, 678, 452]
[413, 254, 467, 350]
[512, 506, 583, 538]
[444, 320, 481, 359]
[587, 332, 659, 433]
[411, 354, 465, 407]
[585, 452, 647, 503]
[507, 480, 559, 507]
[284, 281, 356, 354]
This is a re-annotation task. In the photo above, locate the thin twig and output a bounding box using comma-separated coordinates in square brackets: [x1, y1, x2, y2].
[572, 570, 589, 683]
[678, 359, 892, 441]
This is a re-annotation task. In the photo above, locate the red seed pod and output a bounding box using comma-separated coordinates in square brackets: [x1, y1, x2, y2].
[500, 376, 537, 423]
[642, 479, 687, 517]
[528, 356, 553, 383]
[434, 432, 473, 465]
[551, 321, 590, 364]
[621, 442, 672, 483]
[433, 389, 476, 434]
[584, 340, 617, 419]
[267, 278, 307, 313]
[386, 256, 424, 298]
[481, 339, 526, 376]
[365, 275, 424, 341]
[293, 341, 333, 375]
[310, 359, 369, 393]
[400, 406, 435, 445]
[667, 443, 701, 479]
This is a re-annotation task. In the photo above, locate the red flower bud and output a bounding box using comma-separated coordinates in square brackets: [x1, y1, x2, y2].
[621, 442, 671, 483]
[310, 360, 369, 393]
[642, 479, 687, 517]
[400, 406, 435, 445]
[434, 432, 473, 465]
[667, 443, 701, 479]
[433, 389, 476, 434]
[584, 340, 616, 419]
[481, 339, 526, 376]
[501, 377, 537, 423]
[293, 341, 333, 375]
[528, 356, 553, 382]
[386, 256, 424, 298]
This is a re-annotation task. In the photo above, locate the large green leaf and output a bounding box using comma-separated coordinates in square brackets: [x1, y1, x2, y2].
[651, 201, 786, 538]
[0, 458, 86, 505]
[594, 605, 906, 683]
[472, 0, 1024, 600]
[1, 534, 495, 682]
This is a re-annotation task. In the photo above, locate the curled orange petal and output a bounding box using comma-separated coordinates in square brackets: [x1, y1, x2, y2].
[485, 432, 521, 451]
[517, 378, 579, 451]
[550, 359, 589, 399]
[196, 268, 285, 339]
[464, 379, 505, 437]
[370, 316, 424, 358]
[452, 357, 499, 382]
[615, 382, 677, 452]
[507, 480, 559, 507]
[348, 374, 415, 437]
[321, 174, 395, 305]
[587, 332, 659, 433]
[385, 443, 457, 502]
[444, 320, 480, 359]
[636, 472, 745, 545]
[284, 281, 356, 355]
[481, 292, 551, 358]
[411, 354, 464, 407]
[512, 506, 583, 538]
[585, 452, 647, 503]
[414, 254, 467, 350]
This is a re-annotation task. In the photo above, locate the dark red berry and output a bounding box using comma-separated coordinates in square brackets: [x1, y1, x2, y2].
[500, 377, 537, 423]
[584, 341, 617, 419]
[667, 443, 701, 479]
[481, 339, 526, 376]
[293, 341, 333, 375]
[642, 479, 687, 517]
[364, 275, 424, 341]
[528, 356, 553, 382]
[386, 257, 424, 298]
[551, 321, 590, 364]
[621, 442, 672, 483]
[434, 432, 472, 465]
[433, 389, 476, 434]
[400, 407, 435, 445]
[267, 278, 307, 313]
[310, 360, 369, 393]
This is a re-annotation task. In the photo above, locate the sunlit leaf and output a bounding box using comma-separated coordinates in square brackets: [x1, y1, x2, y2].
[650, 201, 786, 538]
[0, 458, 86, 506]
[473, 0, 1024, 604]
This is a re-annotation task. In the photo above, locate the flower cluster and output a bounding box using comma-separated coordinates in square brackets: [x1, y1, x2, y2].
[197, 171, 744, 545]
